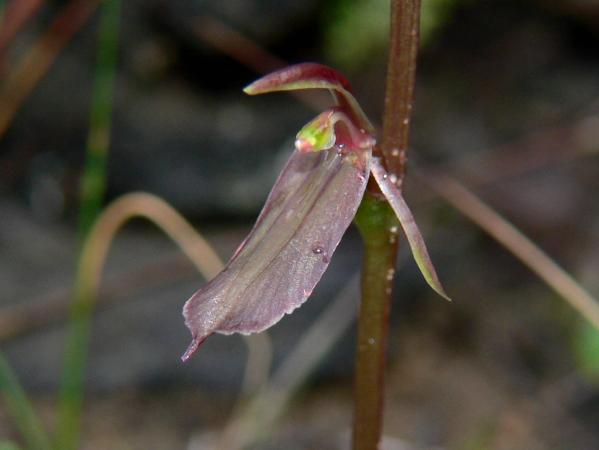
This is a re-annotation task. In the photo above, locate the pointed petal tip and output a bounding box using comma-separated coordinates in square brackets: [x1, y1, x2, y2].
[436, 288, 452, 303]
[242, 83, 256, 95]
[418, 266, 452, 303]
[422, 269, 452, 304]
[180, 335, 208, 362]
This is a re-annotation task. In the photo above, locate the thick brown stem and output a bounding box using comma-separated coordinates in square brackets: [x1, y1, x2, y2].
[381, 0, 421, 182]
[353, 195, 398, 450]
[352, 0, 421, 448]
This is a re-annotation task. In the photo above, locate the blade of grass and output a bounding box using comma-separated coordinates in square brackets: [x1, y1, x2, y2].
[0, 353, 51, 450]
[0, 2, 104, 449]
[0, 0, 99, 139]
[55, 1, 120, 448]
[58, 195, 217, 450]
[424, 173, 599, 330]
[69, 192, 225, 311]
[76, 0, 120, 238]
[57, 191, 272, 449]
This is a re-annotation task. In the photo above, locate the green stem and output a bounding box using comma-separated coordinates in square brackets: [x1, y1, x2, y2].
[351, 0, 421, 448]
[56, 1, 120, 449]
[353, 195, 397, 450]
[76, 0, 120, 239]
[0, 354, 51, 450]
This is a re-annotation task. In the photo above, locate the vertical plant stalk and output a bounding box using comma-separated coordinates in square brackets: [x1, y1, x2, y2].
[381, 0, 421, 182]
[56, 1, 120, 449]
[352, 0, 421, 448]
[353, 196, 398, 450]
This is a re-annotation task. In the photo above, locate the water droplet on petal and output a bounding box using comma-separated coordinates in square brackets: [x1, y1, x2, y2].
[312, 244, 329, 263]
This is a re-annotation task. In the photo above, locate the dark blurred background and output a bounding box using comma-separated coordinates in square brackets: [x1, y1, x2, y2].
[1, 0, 599, 449]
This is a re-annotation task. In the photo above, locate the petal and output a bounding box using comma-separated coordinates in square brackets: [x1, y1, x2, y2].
[243, 62, 375, 134]
[371, 157, 451, 302]
[243, 62, 354, 96]
[182, 146, 372, 360]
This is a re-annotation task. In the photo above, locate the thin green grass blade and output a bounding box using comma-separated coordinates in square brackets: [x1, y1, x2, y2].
[56, 1, 121, 449]
[0, 354, 51, 450]
[76, 0, 121, 239]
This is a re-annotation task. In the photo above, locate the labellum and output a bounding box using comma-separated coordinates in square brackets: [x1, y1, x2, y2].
[182, 63, 448, 361]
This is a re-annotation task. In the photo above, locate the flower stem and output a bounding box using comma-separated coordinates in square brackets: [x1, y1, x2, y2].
[381, 0, 421, 182]
[352, 0, 421, 448]
[353, 195, 397, 450]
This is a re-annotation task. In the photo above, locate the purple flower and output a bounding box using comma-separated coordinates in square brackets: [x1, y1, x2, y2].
[182, 63, 448, 361]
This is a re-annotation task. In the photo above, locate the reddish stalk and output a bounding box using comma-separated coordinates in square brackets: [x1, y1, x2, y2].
[0, 0, 99, 139]
[380, 0, 421, 182]
[352, 1, 422, 449]
[0, 0, 45, 63]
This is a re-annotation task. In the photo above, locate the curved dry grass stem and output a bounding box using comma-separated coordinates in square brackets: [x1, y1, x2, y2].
[72, 191, 272, 437]
[426, 174, 599, 330]
[81, 190, 272, 369]
[79, 192, 222, 288]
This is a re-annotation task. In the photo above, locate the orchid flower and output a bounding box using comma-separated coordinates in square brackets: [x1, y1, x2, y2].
[182, 63, 449, 361]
